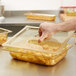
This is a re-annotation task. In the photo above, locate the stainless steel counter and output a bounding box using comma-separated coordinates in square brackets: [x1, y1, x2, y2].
[0, 10, 61, 24]
[0, 37, 76, 76]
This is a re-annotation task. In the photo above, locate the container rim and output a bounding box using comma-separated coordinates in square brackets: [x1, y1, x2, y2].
[24, 13, 56, 17]
[0, 28, 12, 33]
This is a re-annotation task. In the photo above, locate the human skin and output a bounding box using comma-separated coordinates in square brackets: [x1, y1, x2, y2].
[38, 18, 76, 42]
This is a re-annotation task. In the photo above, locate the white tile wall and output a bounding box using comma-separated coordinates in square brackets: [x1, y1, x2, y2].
[2, 0, 60, 11]
[1, 0, 76, 11]
[61, 0, 76, 6]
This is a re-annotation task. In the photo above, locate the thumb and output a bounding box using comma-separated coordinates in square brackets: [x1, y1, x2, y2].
[38, 32, 48, 42]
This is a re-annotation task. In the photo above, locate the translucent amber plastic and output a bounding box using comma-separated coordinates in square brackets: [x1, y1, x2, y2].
[3, 26, 73, 65]
[5, 44, 72, 65]
[25, 13, 56, 21]
[0, 33, 7, 45]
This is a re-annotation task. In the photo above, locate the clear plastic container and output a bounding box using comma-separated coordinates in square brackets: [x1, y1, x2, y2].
[0, 28, 12, 45]
[3, 26, 74, 65]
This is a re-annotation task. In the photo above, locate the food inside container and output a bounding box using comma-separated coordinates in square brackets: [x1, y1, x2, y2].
[0, 28, 12, 45]
[25, 13, 56, 21]
[3, 26, 74, 65]
[66, 11, 76, 16]
[60, 7, 76, 16]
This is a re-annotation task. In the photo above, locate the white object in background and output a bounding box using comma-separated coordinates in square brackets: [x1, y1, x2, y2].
[0, 16, 5, 23]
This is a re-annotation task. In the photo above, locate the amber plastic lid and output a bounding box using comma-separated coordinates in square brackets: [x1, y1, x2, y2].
[3, 26, 74, 54]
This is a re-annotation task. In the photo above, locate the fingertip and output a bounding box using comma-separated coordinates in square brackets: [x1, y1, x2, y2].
[38, 37, 44, 43]
[38, 39, 41, 43]
[38, 28, 42, 36]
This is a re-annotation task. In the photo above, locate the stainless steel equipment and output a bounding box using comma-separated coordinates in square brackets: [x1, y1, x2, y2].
[0, 0, 4, 16]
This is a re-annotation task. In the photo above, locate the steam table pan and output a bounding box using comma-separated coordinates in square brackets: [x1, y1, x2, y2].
[0, 28, 12, 45]
[25, 13, 56, 21]
[3, 26, 74, 65]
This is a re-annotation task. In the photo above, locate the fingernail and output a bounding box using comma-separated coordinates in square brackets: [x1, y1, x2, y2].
[38, 40, 41, 43]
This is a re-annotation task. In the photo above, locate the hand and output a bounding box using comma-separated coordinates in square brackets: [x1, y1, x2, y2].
[38, 22, 59, 42]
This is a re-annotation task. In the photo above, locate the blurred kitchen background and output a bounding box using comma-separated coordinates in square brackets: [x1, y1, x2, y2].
[0, 0, 76, 36]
